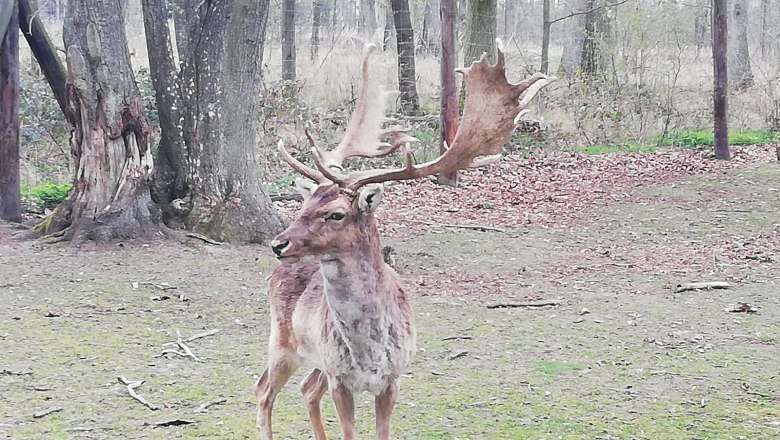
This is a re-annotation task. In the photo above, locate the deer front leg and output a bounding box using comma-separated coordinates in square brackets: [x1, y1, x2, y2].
[255, 354, 297, 440]
[301, 369, 329, 440]
[331, 381, 357, 440]
[375, 383, 399, 440]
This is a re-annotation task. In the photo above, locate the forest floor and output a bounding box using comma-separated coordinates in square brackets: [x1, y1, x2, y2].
[1, 146, 779, 440]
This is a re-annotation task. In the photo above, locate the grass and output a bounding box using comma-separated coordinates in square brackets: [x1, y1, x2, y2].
[567, 129, 778, 155]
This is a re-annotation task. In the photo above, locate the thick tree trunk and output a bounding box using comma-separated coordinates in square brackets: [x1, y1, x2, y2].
[464, 0, 496, 64]
[0, 0, 12, 37]
[282, 0, 296, 82]
[1, 0, 21, 222]
[311, 0, 323, 60]
[18, 0, 67, 115]
[391, 0, 419, 115]
[143, 0, 283, 243]
[541, 0, 551, 74]
[172, 0, 196, 64]
[558, 0, 586, 77]
[713, 0, 730, 160]
[579, 0, 611, 79]
[728, 0, 752, 88]
[438, 0, 458, 187]
[38, 0, 161, 245]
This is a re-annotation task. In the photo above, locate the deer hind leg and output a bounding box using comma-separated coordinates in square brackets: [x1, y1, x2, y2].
[255, 351, 298, 440]
[375, 383, 399, 440]
[330, 381, 357, 440]
[300, 369, 329, 440]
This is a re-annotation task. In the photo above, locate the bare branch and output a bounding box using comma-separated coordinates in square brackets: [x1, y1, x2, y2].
[549, 0, 633, 25]
[117, 377, 159, 410]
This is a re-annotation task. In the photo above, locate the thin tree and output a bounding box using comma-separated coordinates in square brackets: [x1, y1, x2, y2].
[383, 3, 393, 50]
[713, 0, 730, 160]
[34, 0, 161, 245]
[760, 0, 769, 60]
[728, 0, 752, 88]
[311, 0, 323, 60]
[283, 0, 296, 82]
[438, 0, 459, 186]
[541, 0, 551, 73]
[464, 0, 496, 64]
[390, 0, 420, 115]
[141, 0, 284, 243]
[1, 0, 21, 222]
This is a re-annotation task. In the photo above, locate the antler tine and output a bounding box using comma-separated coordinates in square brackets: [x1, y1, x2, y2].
[313, 44, 412, 173]
[340, 45, 555, 190]
[276, 140, 329, 184]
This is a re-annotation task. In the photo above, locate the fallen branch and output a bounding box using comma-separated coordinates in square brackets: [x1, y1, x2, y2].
[487, 300, 560, 309]
[117, 376, 158, 410]
[409, 219, 506, 233]
[442, 335, 473, 341]
[185, 329, 219, 343]
[1, 368, 33, 376]
[196, 398, 227, 412]
[674, 281, 730, 293]
[33, 407, 63, 419]
[158, 329, 201, 361]
[154, 419, 196, 427]
[186, 232, 225, 245]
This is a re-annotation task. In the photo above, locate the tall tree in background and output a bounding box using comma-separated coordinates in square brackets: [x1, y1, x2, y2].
[760, 0, 769, 60]
[712, 0, 730, 160]
[361, 0, 378, 37]
[383, 3, 394, 50]
[504, 0, 517, 39]
[142, 0, 284, 243]
[579, 0, 611, 79]
[557, 0, 586, 77]
[541, 0, 551, 73]
[35, 0, 161, 244]
[282, 0, 296, 82]
[311, 0, 323, 60]
[438, 0, 458, 186]
[728, 0, 752, 88]
[391, 0, 419, 115]
[464, 0, 496, 65]
[1, 0, 21, 222]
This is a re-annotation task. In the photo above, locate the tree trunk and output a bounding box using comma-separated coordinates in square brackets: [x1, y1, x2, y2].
[713, 0, 730, 160]
[438, 0, 458, 187]
[383, 3, 394, 51]
[504, 0, 517, 39]
[37, 0, 161, 245]
[1, 0, 21, 222]
[0, 0, 13, 37]
[557, 0, 586, 77]
[728, 0, 752, 89]
[760, 0, 769, 59]
[361, 0, 378, 37]
[18, 0, 68, 115]
[579, 0, 611, 79]
[541, 0, 551, 74]
[311, 0, 323, 60]
[282, 0, 296, 83]
[464, 0, 496, 65]
[172, 0, 196, 65]
[142, 0, 284, 243]
[391, 0, 420, 115]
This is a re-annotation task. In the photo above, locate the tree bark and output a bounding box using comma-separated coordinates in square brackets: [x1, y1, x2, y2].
[760, 0, 769, 59]
[579, 0, 611, 79]
[557, 0, 586, 77]
[142, 0, 284, 243]
[541, 0, 551, 74]
[383, 3, 394, 51]
[391, 0, 419, 115]
[311, 0, 323, 60]
[0, 0, 13, 38]
[712, 0, 730, 160]
[172, 0, 196, 64]
[464, 0, 496, 65]
[18, 0, 67, 115]
[37, 0, 162, 245]
[282, 0, 296, 83]
[438, 0, 458, 187]
[727, 0, 752, 88]
[1, 0, 21, 222]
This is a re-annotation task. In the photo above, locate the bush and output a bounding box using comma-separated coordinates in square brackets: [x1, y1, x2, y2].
[22, 182, 72, 210]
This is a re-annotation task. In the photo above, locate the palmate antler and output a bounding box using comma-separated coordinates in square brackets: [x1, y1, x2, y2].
[277, 40, 555, 193]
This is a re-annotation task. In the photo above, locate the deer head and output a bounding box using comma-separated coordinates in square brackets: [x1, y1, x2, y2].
[271, 42, 554, 262]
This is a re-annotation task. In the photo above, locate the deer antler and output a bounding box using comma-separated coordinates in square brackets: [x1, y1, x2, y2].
[277, 40, 554, 191]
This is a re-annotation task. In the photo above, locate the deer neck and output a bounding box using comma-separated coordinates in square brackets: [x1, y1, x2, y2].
[319, 216, 390, 321]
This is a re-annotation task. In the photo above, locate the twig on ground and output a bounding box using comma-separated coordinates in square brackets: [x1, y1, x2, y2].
[674, 281, 730, 293]
[33, 407, 62, 419]
[154, 419, 196, 427]
[487, 300, 560, 309]
[158, 329, 212, 361]
[449, 351, 469, 360]
[117, 376, 158, 410]
[409, 219, 506, 233]
[186, 232, 224, 245]
[196, 398, 227, 412]
[1, 369, 33, 376]
[442, 335, 473, 341]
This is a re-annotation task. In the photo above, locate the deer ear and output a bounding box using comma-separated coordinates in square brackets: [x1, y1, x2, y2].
[294, 178, 318, 199]
[358, 184, 384, 213]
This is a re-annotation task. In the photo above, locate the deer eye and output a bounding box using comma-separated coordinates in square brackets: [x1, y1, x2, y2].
[325, 212, 346, 221]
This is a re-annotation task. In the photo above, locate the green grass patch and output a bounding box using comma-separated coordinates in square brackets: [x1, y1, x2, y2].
[21, 182, 72, 209]
[661, 129, 778, 147]
[533, 359, 585, 377]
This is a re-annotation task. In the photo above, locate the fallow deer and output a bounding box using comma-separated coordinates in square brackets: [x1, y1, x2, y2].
[256, 42, 554, 440]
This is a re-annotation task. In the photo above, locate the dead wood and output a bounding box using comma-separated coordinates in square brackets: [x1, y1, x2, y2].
[409, 219, 506, 233]
[674, 281, 730, 293]
[158, 329, 215, 361]
[196, 398, 227, 412]
[153, 419, 196, 427]
[117, 376, 158, 410]
[442, 335, 473, 341]
[186, 232, 225, 245]
[184, 329, 219, 343]
[1, 368, 33, 375]
[33, 407, 63, 419]
[486, 300, 560, 309]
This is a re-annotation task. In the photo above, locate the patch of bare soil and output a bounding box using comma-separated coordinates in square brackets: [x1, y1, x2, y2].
[1, 151, 779, 439]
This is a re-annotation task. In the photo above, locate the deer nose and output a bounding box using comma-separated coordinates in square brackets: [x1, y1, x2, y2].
[271, 240, 290, 257]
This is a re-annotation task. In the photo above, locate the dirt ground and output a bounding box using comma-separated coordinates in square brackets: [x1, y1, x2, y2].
[1, 160, 779, 439]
